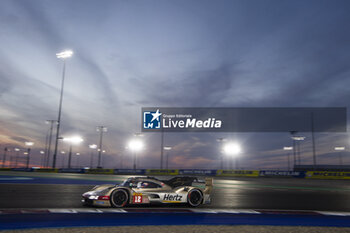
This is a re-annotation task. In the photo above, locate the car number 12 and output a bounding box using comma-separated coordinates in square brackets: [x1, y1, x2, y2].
[133, 195, 143, 203]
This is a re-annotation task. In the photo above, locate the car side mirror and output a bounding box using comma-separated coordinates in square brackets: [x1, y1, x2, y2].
[184, 187, 189, 192]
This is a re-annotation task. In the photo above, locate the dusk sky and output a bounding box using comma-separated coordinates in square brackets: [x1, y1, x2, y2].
[0, 0, 350, 169]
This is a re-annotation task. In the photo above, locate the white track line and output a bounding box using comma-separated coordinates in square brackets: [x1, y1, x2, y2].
[316, 211, 350, 216]
[1, 208, 350, 216]
[187, 209, 261, 214]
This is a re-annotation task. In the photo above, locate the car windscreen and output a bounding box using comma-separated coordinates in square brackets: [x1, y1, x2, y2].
[119, 180, 138, 188]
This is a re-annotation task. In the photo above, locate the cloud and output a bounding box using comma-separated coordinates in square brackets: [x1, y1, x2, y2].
[0, 0, 350, 168]
[171, 155, 214, 169]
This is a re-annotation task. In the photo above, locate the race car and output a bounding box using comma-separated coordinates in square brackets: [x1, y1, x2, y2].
[82, 176, 213, 207]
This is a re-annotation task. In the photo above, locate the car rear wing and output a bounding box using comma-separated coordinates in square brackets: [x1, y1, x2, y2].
[191, 177, 213, 194]
[204, 177, 213, 194]
[165, 176, 213, 192]
[165, 176, 199, 188]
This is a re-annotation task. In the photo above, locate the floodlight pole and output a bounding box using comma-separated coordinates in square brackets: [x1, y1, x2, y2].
[164, 146, 172, 169]
[287, 152, 291, 171]
[89, 144, 97, 168]
[68, 144, 73, 169]
[160, 128, 164, 169]
[97, 126, 107, 168]
[166, 152, 169, 169]
[290, 131, 297, 168]
[128, 137, 143, 170]
[46, 120, 56, 167]
[98, 128, 103, 168]
[297, 141, 301, 165]
[334, 147, 345, 166]
[2, 148, 8, 168]
[311, 112, 317, 170]
[44, 130, 49, 167]
[53, 60, 66, 168]
[133, 152, 137, 170]
[217, 138, 225, 169]
[90, 150, 94, 168]
[14, 149, 20, 168]
[26, 148, 31, 169]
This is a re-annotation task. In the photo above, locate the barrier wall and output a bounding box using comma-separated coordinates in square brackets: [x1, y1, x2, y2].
[114, 169, 146, 175]
[259, 170, 306, 178]
[216, 170, 259, 177]
[179, 169, 217, 176]
[145, 169, 179, 175]
[0, 168, 12, 171]
[59, 168, 85, 173]
[10, 168, 32, 172]
[85, 169, 114, 174]
[2, 167, 350, 179]
[305, 171, 350, 179]
[32, 168, 58, 173]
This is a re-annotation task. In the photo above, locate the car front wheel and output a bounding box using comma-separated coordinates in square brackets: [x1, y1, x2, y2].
[110, 189, 129, 208]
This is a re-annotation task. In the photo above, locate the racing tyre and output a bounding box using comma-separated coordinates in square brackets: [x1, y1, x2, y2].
[187, 189, 203, 207]
[110, 189, 129, 207]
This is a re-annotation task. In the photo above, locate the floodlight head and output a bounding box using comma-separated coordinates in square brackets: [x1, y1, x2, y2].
[25, 142, 34, 146]
[291, 136, 306, 141]
[96, 126, 108, 132]
[334, 147, 345, 151]
[56, 50, 73, 59]
[89, 144, 97, 149]
[164, 146, 172, 150]
[283, 147, 293, 151]
[223, 142, 241, 156]
[63, 136, 83, 144]
[128, 139, 144, 152]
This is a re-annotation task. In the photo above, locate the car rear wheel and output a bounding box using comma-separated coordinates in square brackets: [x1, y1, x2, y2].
[187, 189, 203, 207]
[110, 189, 129, 207]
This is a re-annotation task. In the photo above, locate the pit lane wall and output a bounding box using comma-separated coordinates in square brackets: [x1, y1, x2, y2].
[1, 168, 350, 179]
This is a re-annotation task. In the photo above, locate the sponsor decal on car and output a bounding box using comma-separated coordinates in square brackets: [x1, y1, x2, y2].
[162, 194, 183, 203]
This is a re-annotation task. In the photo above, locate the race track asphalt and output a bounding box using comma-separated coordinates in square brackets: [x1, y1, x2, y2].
[0, 171, 350, 211]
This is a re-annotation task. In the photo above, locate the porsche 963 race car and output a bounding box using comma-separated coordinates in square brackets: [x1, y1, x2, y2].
[82, 176, 213, 207]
